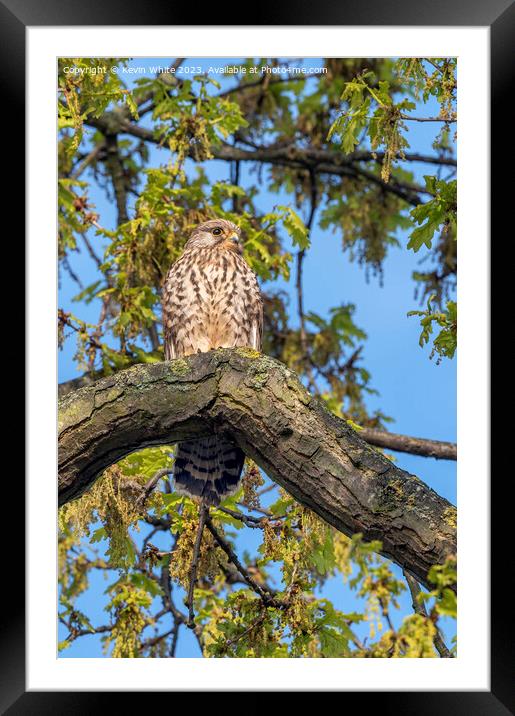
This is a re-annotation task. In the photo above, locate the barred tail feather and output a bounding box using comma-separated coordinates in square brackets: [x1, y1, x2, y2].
[173, 436, 245, 506]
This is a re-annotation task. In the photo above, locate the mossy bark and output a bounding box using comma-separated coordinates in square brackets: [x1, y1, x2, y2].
[58, 348, 456, 588]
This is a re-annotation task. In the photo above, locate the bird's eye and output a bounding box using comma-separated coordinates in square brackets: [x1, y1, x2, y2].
[212, 227, 223, 236]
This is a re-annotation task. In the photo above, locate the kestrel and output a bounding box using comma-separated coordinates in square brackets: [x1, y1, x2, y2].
[162, 219, 263, 505]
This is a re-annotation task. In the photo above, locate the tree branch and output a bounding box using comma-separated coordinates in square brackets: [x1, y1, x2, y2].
[71, 140, 106, 180]
[296, 170, 318, 390]
[187, 500, 209, 628]
[85, 115, 454, 207]
[138, 467, 174, 507]
[400, 114, 456, 124]
[403, 569, 453, 658]
[205, 514, 280, 606]
[58, 349, 456, 588]
[104, 133, 129, 225]
[358, 428, 456, 461]
[57, 373, 456, 461]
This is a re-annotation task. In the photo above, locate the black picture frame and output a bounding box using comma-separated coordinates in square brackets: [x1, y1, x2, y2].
[5, 0, 508, 712]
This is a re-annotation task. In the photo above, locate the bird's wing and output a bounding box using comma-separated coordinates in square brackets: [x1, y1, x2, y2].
[250, 299, 263, 351]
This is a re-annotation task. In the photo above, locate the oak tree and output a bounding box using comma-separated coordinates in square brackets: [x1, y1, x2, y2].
[58, 57, 457, 658]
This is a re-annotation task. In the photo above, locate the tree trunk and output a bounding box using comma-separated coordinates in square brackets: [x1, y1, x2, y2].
[58, 348, 457, 588]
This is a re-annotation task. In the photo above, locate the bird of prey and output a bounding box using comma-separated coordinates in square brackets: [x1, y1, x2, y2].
[162, 219, 263, 505]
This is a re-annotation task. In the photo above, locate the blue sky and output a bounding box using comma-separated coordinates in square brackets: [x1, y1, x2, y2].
[58, 57, 456, 657]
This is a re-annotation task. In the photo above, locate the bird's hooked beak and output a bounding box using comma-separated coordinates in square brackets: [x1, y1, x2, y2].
[227, 231, 240, 244]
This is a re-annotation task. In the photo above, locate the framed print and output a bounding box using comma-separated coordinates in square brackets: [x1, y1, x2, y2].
[4, 0, 508, 710]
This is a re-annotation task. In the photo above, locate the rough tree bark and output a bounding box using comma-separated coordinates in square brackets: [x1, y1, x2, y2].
[58, 373, 456, 461]
[358, 428, 457, 461]
[58, 348, 457, 589]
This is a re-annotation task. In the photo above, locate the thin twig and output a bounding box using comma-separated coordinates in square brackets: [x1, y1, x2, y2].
[217, 72, 322, 98]
[205, 514, 281, 607]
[142, 627, 175, 649]
[296, 170, 318, 392]
[62, 257, 83, 288]
[170, 618, 181, 657]
[225, 613, 267, 650]
[400, 114, 456, 124]
[137, 467, 174, 508]
[256, 482, 277, 498]
[136, 58, 186, 117]
[187, 500, 209, 628]
[217, 506, 265, 528]
[380, 600, 396, 633]
[71, 141, 106, 179]
[237, 502, 273, 517]
[403, 570, 453, 658]
[59, 617, 113, 644]
[217, 505, 286, 529]
[159, 563, 186, 624]
[80, 234, 103, 270]
[104, 133, 129, 225]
